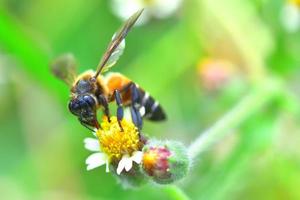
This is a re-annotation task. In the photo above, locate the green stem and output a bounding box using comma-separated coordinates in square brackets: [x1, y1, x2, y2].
[188, 78, 282, 160]
[163, 185, 191, 200]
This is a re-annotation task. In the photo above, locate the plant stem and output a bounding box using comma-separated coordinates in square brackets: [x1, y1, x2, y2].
[163, 185, 191, 200]
[188, 78, 281, 160]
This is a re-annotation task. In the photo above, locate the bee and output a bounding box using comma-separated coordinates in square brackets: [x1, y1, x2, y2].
[50, 9, 166, 131]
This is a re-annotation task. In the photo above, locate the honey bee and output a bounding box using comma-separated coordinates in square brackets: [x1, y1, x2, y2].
[50, 9, 166, 131]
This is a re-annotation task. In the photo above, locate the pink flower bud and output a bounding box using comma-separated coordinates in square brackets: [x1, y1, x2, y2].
[142, 140, 189, 184]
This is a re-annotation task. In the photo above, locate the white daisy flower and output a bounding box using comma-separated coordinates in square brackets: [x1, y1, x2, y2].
[84, 116, 144, 175]
[111, 0, 183, 25]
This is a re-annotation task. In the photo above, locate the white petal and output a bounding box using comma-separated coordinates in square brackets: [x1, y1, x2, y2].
[86, 153, 107, 171]
[105, 161, 110, 173]
[117, 155, 130, 175]
[124, 158, 133, 172]
[131, 151, 143, 164]
[84, 138, 100, 152]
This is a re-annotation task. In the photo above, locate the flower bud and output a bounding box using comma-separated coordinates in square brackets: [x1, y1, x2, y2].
[141, 140, 190, 184]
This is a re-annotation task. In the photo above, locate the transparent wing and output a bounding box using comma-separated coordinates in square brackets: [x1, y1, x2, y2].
[94, 9, 144, 78]
[101, 34, 126, 73]
[50, 53, 77, 86]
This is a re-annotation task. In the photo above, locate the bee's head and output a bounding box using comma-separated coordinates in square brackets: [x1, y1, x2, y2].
[75, 79, 94, 94]
[68, 94, 98, 127]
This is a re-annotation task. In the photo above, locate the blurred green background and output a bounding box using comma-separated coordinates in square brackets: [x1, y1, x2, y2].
[1, 0, 300, 199]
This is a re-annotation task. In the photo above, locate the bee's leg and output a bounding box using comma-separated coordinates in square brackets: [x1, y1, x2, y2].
[93, 119, 101, 130]
[130, 83, 143, 130]
[80, 120, 97, 132]
[114, 90, 124, 132]
[98, 95, 111, 122]
[118, 82, 142, 129]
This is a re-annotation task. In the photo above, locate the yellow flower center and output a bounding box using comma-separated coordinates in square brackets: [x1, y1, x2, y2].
[96, 116, 140, 161]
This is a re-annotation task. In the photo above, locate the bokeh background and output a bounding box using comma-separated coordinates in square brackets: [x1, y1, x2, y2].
[1, 0, 300, 199]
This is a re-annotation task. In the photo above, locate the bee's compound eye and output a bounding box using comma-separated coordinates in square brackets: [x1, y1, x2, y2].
[83, 95, 96, 107]
[68, 100, 80, 115]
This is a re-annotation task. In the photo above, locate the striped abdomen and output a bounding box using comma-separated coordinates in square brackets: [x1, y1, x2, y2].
[138, 89, 166, 121]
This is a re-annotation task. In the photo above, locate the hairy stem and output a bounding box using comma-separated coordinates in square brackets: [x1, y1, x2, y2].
[188, 78, 281, 160]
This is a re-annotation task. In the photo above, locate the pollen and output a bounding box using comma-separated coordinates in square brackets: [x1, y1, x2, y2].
[96, 116, 140, 161]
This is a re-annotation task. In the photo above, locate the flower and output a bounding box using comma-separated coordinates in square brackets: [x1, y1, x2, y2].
[281, 0, 300, 33]
[97, 116, 141, 160]
[141, 139, 190, 184]
[142, 145, 171, 175]
[111, 0, 182, 25]
[84, 116, 144, 175]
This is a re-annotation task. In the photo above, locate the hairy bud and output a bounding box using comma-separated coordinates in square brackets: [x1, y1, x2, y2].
[141, 140, 190, 184]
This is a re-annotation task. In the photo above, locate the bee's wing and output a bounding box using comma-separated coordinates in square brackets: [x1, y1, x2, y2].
[50, 53, 77, 86]
[94, 9, 144, 78]
[100, 33, 126, 74]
